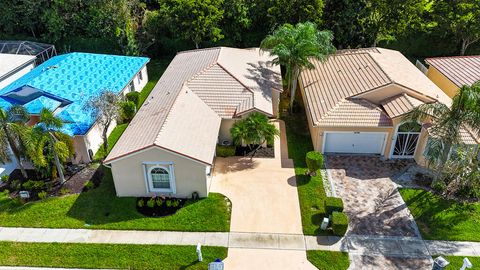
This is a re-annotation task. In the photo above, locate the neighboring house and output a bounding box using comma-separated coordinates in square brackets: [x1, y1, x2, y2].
[0, 52, 150, 164]
[0, 53, 37, 176]
[299, 47, 479, 165]
[425, 56, 480, 98]
[104, 47, 282, 198]
[0, 53, 36, 90]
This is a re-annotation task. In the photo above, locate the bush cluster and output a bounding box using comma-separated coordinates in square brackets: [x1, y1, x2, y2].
[306, 151, 324, 173]
[325, 197, 344, 215]
[331, 211, 349, 236]
[125, 91, 140, 107]
[216, 145, 236, 157]
[120, 101, 136, 122]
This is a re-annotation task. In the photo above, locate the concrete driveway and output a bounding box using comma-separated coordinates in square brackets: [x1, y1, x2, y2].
[327, 155, 419, 237]
[210, 121, 314, 269]
[210, 121, 302, 234]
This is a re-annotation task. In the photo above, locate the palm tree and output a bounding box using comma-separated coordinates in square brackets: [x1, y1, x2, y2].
[230, 112, 279, 158]
[403, 82, 480, 179]
[260, 22, 336, 108]
[26, 108, 74, 183]
[0, 105, 31, 178]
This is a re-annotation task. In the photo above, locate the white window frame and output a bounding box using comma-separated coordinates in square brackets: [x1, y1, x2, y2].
[137, 71, 143, 83]
[143, 162, 176, 194]
[129, 81, 135, 92]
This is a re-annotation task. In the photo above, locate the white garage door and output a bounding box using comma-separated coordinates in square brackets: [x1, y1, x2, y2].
[323, 132, 386, 154]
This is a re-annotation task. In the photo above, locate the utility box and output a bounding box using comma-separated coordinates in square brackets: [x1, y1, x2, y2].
[433, 256, 450, 270]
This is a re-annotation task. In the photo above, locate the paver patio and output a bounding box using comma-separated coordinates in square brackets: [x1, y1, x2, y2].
[327, 155, 419, 237]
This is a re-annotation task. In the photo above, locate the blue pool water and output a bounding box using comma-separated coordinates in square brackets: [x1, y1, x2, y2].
[0, 52, 149, 136]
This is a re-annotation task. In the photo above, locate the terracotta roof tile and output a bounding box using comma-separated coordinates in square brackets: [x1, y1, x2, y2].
[381, 93, 424, 118]
[426, 56, 480, 87]
[105, 47, 280, 164]
[317, 99, 392, 127]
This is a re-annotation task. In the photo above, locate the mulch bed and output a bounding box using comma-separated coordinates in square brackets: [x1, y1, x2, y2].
[235, 145, 274, 158]
[63, 164, 102, 194]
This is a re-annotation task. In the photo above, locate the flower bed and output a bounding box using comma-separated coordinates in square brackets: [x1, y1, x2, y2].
[136, 197, 186, 217]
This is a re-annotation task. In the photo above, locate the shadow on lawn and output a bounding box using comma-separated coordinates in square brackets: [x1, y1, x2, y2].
[65, 168, 145, 225]
[401, 189, 477, 240]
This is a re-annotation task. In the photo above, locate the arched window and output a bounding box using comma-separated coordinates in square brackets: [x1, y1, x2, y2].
[392, 122, 422, 157]
[150, 167, 170, 189]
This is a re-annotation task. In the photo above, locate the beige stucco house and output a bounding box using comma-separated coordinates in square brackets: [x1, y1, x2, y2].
[425, 56, 480, 98]
[299, 48, 479, 166]
[104, 47, 282, 198]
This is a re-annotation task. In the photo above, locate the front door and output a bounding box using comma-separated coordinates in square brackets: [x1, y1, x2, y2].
[392, 122, 422, 158]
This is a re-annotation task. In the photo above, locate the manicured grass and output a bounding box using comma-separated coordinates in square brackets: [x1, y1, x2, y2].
[0, 169, 231, 231]
[399, 188, 480, 241]
[0, 242, 227, 269]
[138, 58, 170, 106]
[282, 112, 329, 236]
[94, 123, 128, 159]
[307, 250, 350, 270]
[444, 256, 480, 269]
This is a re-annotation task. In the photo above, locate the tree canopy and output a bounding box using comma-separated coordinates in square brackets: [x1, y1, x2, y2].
[260, 22, 336, 108]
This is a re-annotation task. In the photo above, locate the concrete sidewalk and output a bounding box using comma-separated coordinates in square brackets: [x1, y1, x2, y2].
[1, 227, 480, 258]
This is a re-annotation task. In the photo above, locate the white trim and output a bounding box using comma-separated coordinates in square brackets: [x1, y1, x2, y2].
[143, 162, 176, 194]
[389, 121, 422, 159]
[321, 131, 388, 155]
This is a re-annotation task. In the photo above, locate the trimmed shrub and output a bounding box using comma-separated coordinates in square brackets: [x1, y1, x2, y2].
[325, 197, 344, 215]
[331, 211, 349, 236]
[306, 151, 324, 173]
[120, 101, 136, 122]
[216, 145, 235, 157]
[125, 91, 140, 107]
[22, 180, 45, 191]
[37, 191, 47, 200]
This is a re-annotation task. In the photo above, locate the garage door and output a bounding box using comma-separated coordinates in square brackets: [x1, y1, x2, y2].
[323, 132, 386, 154]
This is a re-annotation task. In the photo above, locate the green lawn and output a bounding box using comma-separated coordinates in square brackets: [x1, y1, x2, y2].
[0, 242, 227, 270]
[94, 123, 128, 160]
[399, 188, 480, 241]
[282, 112, 329, 236]
[307, 250, 350, 270]
[444, 256, 480, 269]
[0, 169, 231, 231]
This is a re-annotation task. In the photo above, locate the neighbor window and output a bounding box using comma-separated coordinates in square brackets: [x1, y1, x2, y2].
[145, 163, 176, 193]
[129, 81, 135, 92]
[138, 71, 143, 83]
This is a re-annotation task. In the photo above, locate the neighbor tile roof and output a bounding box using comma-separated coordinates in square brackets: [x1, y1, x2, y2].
[300, 47, 451, 127]
[426, 56, 480, 87]
[381, 93, 424, 118]
[426, 124, 479, 145]
[105, 47, 281, 164]
[317, 98, 392, 127]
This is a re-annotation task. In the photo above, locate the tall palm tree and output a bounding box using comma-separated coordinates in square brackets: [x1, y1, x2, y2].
[0, 105, 31, 178]
[26, 108, 74, 183]
[404, 82, 480, 178]
[230, 112, 279, 158]
[260, 22, 336, 108]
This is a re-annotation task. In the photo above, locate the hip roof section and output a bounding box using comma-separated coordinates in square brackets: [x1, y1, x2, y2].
[300, 47, 452, 127]
[426, 56, 480, 87]
[105, 47, 281, 164]
[381, 93, 424, 118]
